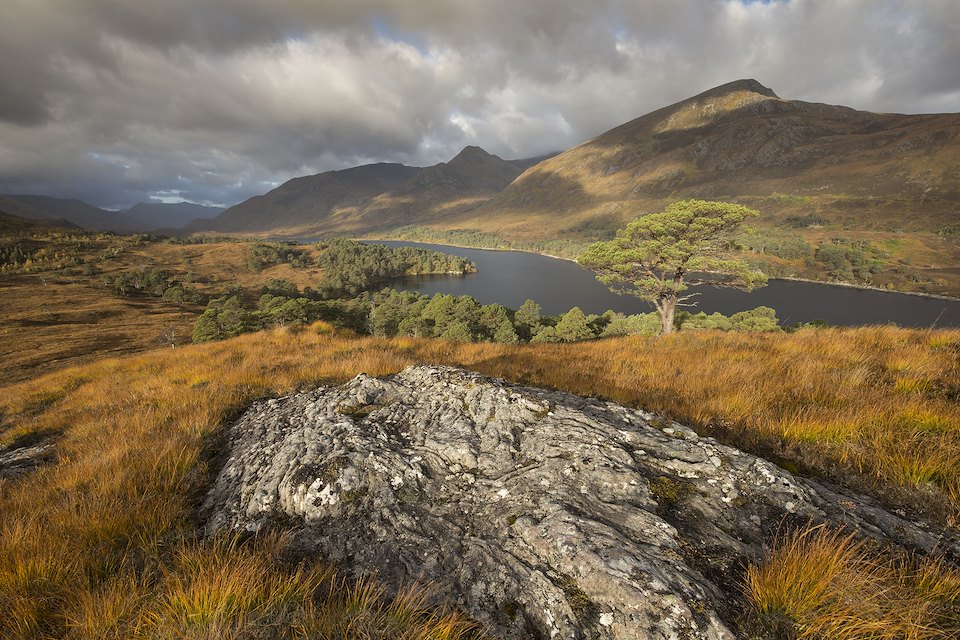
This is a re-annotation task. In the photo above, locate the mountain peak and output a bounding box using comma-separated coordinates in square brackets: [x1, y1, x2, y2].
[699, 78, 779, 100]
[450, 145, 494, 163]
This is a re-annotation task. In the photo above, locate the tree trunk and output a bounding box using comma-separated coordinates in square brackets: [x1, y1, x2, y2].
[659, 296, 677, 335]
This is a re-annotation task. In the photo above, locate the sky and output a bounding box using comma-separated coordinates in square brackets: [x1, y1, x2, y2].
[0, 0, 958, 210]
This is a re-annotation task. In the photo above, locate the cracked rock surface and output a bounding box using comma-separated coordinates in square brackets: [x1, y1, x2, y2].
[204, 365, 958, 640]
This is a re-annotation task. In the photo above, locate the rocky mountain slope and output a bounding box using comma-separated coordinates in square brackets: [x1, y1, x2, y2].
[303, 146, 522, 235]
[0, 195, 79, 230]
[0, 208, 76, 231]
[205, 365, 956, 639]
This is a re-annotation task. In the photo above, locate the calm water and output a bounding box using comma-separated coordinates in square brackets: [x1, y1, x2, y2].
[369, 241, 960, 327]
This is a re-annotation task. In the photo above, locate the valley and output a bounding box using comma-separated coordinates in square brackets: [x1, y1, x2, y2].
[5, 80, 959, 296]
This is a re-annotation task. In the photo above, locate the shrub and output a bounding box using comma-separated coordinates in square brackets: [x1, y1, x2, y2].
[192, 296, 256, 343]
[678, 311, 734, 332]
[440, 321, 473, 342]
[531, 326, 562, 343]
[601, 312, 661, 337]
[731, 306, 781, 332]
[555, 307, 596, 342]
[493, 319, 520, 344]
[315, 239, 474, 298]
[260, 278, 300, 297]
[736, 229, 813, 260]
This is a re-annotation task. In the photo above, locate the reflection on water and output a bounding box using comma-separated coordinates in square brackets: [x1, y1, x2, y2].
[370, 241, 960, 328]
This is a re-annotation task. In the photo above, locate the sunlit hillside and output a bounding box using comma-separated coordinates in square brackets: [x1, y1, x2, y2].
[0, 232, 327, 382]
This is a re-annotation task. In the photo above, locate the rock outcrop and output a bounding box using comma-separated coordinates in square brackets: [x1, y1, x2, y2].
[0, 432, 57, 480]
[204, 365, 957, 639]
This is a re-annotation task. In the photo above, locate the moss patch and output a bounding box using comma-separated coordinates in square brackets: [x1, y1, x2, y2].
[557, 574, 599, 624]
[336, 402, 387, 419]
[649, 476, 694, 511]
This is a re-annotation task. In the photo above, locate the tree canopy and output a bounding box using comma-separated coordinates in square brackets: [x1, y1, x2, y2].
[578, 199, 767, 334]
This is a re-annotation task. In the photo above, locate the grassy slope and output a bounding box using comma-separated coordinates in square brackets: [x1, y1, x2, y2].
[3, 227, 960, 637]
[2, 327, 960, 638]
[0, 233, 326, 383]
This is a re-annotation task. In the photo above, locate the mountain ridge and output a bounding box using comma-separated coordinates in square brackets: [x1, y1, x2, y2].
[194, 146, 527, 236]
[123, 202, 223, 230]
[189, 79, 960, 244]
[451, 78, 960, 239]
[186, 162, 422, 234]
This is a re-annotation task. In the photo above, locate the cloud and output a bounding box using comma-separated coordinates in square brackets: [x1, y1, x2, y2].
[0, 0, 957, 208]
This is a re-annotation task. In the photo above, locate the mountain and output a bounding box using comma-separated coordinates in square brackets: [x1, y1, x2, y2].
[188, 163, 422, 234]
[302, 146, 523, 234]
[195, 147, 525, 236]
[5, 195, 147, 232]
[455, 79, 960, 239]
[508, 151, 560, 172]
[123, 202, 223, 230]
[188, 81, 960, 245]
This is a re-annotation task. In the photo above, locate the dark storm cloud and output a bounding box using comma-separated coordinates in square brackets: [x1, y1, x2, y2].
[0, 0, 957, 209]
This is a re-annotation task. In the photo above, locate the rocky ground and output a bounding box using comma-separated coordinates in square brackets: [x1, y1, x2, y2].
[204, 365, 959, 640]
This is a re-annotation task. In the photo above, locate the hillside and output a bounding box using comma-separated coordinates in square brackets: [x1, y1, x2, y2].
[194, 147, 524, 237]
[124, 201, 223, 230]
[0, 209, 77, 232]
[3, 225, 960, 639]
[3, 326, 960, 639]
[0, 195, 69, 226]
[461, 79, 960, 238]
[184, 80, 960, 295]
[4, 194, 147, 232]
[299, 146, 522, 235]
[188, 163, 422, 234]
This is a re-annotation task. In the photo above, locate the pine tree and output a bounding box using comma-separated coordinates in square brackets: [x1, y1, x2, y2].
[555, 306, 595, 342]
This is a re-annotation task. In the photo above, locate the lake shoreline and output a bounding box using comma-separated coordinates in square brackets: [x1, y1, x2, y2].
[361, 236, 580, 264]
[361, 237, 960, 303]
[772, 276, 960, 303]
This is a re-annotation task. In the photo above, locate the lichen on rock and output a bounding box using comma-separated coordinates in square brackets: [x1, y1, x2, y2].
[204, 365, 957, 639]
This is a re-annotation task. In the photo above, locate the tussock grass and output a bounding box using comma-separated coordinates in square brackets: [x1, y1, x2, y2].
[1, 326, 959, 637]
[747, 524, 960, 639]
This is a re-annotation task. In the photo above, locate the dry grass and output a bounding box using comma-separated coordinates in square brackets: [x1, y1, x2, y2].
[1, 326, 959, 637]
[746, 524, 960, 639]
[0, 234, 324, 383]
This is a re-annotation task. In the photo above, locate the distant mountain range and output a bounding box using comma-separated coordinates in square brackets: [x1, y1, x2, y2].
[0, 195, 222, 232]
[123, 201, 223, 230]
[188, 78, 959, 242]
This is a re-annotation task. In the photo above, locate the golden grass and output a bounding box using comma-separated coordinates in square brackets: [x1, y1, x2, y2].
[747, 524, 960, 639]
[0, 235, 325, 383]
[1, 326, 959, 637]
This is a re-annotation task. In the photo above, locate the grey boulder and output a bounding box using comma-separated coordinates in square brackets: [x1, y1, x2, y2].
[204, 365, 956, 639]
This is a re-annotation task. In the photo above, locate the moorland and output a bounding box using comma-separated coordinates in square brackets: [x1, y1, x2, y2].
[2, 216, 960, 638]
